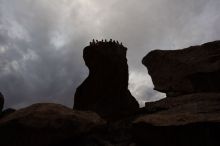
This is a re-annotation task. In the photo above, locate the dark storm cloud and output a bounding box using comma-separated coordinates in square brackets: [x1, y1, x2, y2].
[0, 0, 220, 108]
[0, 0, 89, 108]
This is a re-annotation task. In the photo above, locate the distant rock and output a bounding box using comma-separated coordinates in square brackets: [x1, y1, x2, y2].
[142, 41, 220, 97]
[0, 103, 106, 146]
[74, 40, 139, 119]
[0, 92, 4, 112]
[133, 93, 220, 146]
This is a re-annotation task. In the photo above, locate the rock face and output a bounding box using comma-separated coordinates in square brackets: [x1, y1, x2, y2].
[133, 93, 220, 146]
[0, 92, 4, 112]
[74, 40, 139, 119]
[0, 103, 106, 146]
[135, 41, 220, 146]
[142, 41, 220, 97]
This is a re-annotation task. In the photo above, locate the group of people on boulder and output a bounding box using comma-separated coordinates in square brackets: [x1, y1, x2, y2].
[89, 39, 123, 46]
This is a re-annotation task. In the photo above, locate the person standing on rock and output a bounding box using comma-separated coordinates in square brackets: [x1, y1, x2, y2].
[0, 92, 4, 112]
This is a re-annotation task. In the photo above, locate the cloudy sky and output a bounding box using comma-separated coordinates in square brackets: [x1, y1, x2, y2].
[0, 0, 220, 109]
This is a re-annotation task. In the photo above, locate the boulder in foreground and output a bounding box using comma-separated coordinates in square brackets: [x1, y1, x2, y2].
[0, 103, 106, 146]
[133, 93, 220, 146]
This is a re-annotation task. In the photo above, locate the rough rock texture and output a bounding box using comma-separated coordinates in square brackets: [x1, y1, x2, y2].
[133, 93, 220, 146]
[0, 92, 4, 112]
[142, 41, 220, 97]
[74, 40, 139, 119]
[0, 103, 106, 146]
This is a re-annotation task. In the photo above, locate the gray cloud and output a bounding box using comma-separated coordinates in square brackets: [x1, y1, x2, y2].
[0, 0, 220, 109]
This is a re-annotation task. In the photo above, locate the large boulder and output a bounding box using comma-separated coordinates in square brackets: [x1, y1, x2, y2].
[74, 40, 139, 119]
[133, 93, 220, 146]
[142, 41, 220, 97]
[0, 92, 4, 112]
[0, 103, 106, 146]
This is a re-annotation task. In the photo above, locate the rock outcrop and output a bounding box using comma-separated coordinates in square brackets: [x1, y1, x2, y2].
[142, 41, 220, 97]
[74, 40, 139, 119]
[0, 92, 4, 112]
[135, 41, 220, 146]
[0, 103, 106, 146]
[133, 93, 220, 146]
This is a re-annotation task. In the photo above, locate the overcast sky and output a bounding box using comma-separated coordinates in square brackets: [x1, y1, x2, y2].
[0, 0, 220, 109]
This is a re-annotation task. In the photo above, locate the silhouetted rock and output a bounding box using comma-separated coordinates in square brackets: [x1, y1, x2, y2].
[142, 41, 220, 97]
[0, 92, 4, 112]
[74, 40, 139, 119]
[136, 41, 220, 145]
[133, 93, 220, 146]
[0, 108, 16, 119]
[0, 103, 106, 146]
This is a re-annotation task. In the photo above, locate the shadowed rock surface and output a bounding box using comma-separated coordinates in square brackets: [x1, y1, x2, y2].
[0, 92, 4, 112]
[0, 103, 106, 146]
[74, 40, 139, 119]
[133, 93, 220, 146]
[135, 41, 220, 146]
[142, 41, 220, 97]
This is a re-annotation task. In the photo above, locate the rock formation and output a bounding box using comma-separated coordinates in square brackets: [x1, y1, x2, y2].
[1, 41, 220, 146]
[134, 40, 220, 146]
[142, 41, 220, 97]
[0, 92, 4, 112]
[0, 103, 106, 146]
[133, 93, 220, 146]
[74, 40, 139, 119]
